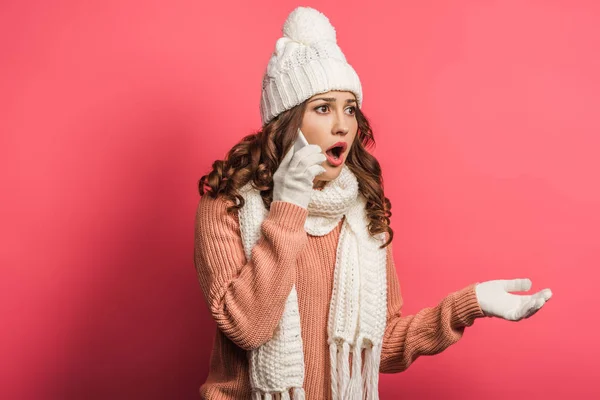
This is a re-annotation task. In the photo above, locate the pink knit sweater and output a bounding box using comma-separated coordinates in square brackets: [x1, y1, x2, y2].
[194, 194, 485, 399]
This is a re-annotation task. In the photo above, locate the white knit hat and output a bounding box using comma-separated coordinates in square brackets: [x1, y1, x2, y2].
[260, 6, 363, 126]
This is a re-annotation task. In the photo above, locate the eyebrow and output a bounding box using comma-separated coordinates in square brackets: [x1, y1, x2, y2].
[308, 97, 357, 104]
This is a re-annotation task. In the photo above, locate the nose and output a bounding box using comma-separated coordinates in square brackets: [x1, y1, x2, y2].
[336, 126, 349, 136]
[332, 116, 349, 137]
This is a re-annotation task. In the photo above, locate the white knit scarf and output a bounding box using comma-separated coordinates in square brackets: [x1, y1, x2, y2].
[237, 165, 388, 400]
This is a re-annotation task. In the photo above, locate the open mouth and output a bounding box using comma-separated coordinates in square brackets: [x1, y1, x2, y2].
[326, 142, 347, 160]
[325, 142, 347, 166]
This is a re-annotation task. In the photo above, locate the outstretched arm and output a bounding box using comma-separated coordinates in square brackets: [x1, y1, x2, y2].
[379, 244, 485, 373]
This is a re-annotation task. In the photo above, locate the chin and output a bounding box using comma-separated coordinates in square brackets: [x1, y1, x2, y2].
[317, 165, 343, 183]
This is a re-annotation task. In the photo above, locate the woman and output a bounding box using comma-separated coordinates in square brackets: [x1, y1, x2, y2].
[194, 7, 552, 400]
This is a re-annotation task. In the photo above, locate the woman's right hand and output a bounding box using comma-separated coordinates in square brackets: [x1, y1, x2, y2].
[272, 144, 327, 209]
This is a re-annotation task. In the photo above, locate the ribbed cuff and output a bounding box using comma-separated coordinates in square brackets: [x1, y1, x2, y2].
[451, 283, 487, 328]
[268, 201, 309, 230]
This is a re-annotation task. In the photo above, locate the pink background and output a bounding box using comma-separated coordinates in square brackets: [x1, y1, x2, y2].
[2, 0, 599, 398]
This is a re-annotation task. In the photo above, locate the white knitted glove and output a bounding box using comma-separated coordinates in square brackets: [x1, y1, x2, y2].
[272, 144, 327, 209]
[475, 278, 553, 321]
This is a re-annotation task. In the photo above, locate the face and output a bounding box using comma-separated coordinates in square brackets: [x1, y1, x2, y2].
[300, 90, 359, 189]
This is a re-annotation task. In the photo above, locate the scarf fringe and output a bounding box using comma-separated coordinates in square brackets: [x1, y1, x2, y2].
[329, 341, 382, 400]
[362, 343, 381, 400]
[326, 342, 381, 400]
[329, 341, 340, 400]
[346, 343, 363, 399]
[251, 387, 304, 400]
[293, 387, 305, 400]
[338, 342, 351, 398]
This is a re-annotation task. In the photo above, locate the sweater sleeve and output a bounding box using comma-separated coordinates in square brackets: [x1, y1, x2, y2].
[194, 194, 308, 351]
[379, 242, 486, 373]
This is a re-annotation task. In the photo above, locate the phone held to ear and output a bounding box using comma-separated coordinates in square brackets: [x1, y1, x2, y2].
[294, 128, 309, 152]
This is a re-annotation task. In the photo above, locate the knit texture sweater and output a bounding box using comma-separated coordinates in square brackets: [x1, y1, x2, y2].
[194, 195, 485, 400]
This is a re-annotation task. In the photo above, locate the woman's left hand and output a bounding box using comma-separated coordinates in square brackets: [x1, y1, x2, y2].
[475, 278, 553, 321]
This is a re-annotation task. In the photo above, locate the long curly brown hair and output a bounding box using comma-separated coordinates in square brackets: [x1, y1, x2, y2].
[198, 100, 394, 248]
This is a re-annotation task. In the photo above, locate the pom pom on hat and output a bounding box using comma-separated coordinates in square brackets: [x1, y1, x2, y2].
[283, 6, 337, 44]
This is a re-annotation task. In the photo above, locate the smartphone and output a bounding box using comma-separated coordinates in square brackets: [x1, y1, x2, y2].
[294, 128, 309, 152]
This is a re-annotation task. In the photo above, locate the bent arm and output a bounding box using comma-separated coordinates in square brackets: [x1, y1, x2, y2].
[194, 195, 308, 351]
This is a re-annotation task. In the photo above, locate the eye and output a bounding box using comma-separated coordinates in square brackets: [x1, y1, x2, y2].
[314, 105, 356, 115]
